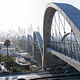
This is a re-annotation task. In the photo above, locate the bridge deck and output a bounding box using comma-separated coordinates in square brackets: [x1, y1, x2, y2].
[0, 72, 80, 80]
[47, 48, 80, 72]
[0, 72, 54, 80]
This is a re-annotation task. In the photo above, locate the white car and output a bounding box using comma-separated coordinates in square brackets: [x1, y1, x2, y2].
[0, 62, 8, 73]
[1, 65, 7, 72]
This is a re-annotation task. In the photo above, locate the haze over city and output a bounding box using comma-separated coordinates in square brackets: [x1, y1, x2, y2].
[0, 0, 80, 34]
[0, 0, 80, 79]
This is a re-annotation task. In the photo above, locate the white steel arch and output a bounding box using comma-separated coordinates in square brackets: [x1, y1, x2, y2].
[43, 3, 80, 70]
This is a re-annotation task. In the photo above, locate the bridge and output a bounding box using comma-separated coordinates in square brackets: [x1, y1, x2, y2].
[0, 2, 80, 80]
[27, 3, 80, 72]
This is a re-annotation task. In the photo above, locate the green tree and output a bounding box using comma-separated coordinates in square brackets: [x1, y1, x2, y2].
[4, 40, 10, 59]
[0, 54, 2, 62]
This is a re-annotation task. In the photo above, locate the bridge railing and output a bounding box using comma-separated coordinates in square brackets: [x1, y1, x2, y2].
[50, 41, 80, 61]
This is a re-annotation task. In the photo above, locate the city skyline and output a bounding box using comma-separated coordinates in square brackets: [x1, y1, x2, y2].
[0, 0, 80, 34]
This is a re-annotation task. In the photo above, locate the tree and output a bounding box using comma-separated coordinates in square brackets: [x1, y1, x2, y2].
[0, 54, 2, 62]
[4, 40, 10, 59]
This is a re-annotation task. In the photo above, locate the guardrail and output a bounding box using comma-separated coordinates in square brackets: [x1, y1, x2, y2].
[50, 41, 80, 61]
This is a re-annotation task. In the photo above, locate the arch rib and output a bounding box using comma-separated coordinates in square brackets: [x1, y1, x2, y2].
[43, 3, 80, 70]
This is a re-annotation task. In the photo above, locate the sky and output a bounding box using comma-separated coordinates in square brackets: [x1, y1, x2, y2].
[0, 0, 44, 33]
[0, 0, 80, 35]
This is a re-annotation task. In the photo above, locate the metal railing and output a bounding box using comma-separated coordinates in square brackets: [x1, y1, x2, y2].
[50, 41, 80, 61]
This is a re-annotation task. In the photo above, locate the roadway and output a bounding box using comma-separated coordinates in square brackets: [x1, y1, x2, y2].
[0, 71, 80, 80]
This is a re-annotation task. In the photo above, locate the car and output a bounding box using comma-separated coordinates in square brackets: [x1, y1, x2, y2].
[1, 65, 8, 72]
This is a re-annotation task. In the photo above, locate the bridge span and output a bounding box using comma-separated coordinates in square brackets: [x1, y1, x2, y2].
[0, 2, 80, 80]
[27, 2, 80, 72]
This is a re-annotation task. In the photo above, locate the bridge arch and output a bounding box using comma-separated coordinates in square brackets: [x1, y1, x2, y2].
[33, 32, 43, 67]
[43, 3, 80, 69]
